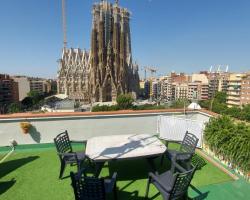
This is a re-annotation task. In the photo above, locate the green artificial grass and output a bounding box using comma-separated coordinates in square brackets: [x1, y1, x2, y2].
[0, 144, 234, 200]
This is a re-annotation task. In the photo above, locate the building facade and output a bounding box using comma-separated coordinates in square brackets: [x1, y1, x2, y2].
[57, 1, 139, 103]
[226, 73, 244, 107]
[159, 76, 172, 102]
[208, 72, 229, 99]
[0, 74, 19, 113]
[173, 83, 188, 100]
[12, 76, 30, 101]
[240, 73, 250, 105]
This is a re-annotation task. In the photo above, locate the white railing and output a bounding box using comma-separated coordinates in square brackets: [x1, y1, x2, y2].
[157, 115, 207, 148]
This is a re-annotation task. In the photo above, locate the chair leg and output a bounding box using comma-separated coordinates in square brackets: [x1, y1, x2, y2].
[160, 154, 165, 166]
[59, 162, 66, 179]
[145, 177, 151, 198]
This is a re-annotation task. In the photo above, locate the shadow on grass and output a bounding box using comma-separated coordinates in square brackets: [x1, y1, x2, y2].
[0, 156, 39, 194]
[192, 154, 207, 170]
[107, 156, 171, 181]
[116, 190, 147, 200]
[0, 179, 16, 195]
[189, 184, 209, 200]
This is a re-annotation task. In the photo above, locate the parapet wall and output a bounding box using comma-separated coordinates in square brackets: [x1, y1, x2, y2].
[0, 109, 211, 147]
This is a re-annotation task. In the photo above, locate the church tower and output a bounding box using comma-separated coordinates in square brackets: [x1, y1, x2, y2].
[89, 0, 139, 102]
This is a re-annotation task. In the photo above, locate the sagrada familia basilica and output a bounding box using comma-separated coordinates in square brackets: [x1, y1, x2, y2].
[57, 0, 139, 103]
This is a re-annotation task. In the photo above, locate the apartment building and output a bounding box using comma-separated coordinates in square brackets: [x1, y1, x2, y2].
[240, 73, 250, 105]
[173, 83, 188, 100]
[226, 73, 244, 107]
[12, 76, 30, 101]
[208, 72, 229, 98]
[159, 76, 172, 101]
[191, 73, 209, 100]
[0, 74, 19, 113]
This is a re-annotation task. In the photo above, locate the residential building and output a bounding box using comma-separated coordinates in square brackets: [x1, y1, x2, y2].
[159, 76, 172, 101]
[173, 83, 188, 100]
[144, 80, 150, 99]
[57, 1, 139, 103]
[240, 73, 250, 105]
[188, 82, 199, 100]
[226, 73, 244, 107]
[208, 72, 229, 99]
[150, 80, 160, 100]
[170, 72, 189, 84]
[12, 76, 30, 101]
[13, 76, 53, 101]
[0, 74, 19, 113]
[29, 78, 51, 94]
[191, 73, 209, 100]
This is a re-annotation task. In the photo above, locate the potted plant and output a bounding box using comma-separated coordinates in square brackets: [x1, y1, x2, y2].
[20, 121, 32, 134]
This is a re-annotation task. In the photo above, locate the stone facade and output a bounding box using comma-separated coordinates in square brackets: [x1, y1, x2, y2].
[57, 1, 139, 103]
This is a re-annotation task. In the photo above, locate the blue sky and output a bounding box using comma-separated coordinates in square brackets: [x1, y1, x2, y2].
[0, 0, 250, 78]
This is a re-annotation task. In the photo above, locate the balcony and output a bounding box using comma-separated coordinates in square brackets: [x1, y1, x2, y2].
[0, 110, 249, 200]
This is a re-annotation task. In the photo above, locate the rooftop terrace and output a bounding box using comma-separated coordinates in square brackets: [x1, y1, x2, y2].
[0, 109, 249, 200]
[1, 142, 249, 199]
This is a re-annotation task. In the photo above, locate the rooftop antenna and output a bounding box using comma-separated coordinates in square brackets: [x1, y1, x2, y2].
[62, 0, 67, 48]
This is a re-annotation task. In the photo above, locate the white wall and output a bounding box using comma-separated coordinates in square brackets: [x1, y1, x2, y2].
[12, 77, 30, 101]
[0, 112, 210, 147]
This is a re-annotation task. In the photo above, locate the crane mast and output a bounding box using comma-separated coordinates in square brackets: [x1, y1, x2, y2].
[62, 0, 67, 48]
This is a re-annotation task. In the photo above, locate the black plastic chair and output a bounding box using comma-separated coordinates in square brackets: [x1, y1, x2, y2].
[70, 168, 118, 200]
[145, 162, 196, 200]
[162, 132, 199, 170]
[54, 130, 87, 179]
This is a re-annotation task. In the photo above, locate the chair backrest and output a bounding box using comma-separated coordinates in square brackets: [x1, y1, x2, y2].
[54, 131, 72, 154]
[180, 132, 199, 154]
[170, 166, 196, 199]
[70, 171, 106, 200]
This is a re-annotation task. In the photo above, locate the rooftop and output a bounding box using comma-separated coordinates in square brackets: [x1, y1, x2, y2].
[1, 142, 249, 200]
[0, 109, 248, 200]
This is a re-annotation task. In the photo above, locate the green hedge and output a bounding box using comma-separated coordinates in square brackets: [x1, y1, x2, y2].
[91, 105, 119, 112]
[204, 115, 250, 175]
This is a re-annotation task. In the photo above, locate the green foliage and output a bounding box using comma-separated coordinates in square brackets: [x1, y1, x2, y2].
[116, 94, 134, 110]
[204, 115, 250, 174]
[21, 97, 33, 110]
[199, 91, 250, 122]
[7, 103, 21, 113]
[214, 91, 227, 104]
[199, 100, 210, 109]
[27, 90, 40, 98]
[27, 90, 42, 105]
[91, 105, 119, 112]
[133, 104, 165, 110]
[170, 99, 190, 109]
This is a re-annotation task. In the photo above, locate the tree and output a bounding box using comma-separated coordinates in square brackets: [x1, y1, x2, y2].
[170, 99, 190, 109]
[27, 91, 41, 105]
[116, 94, 134, 109]
[214, 91, 227, 104]
[21, 97, 33, 110]
[7, 103, 21, 113]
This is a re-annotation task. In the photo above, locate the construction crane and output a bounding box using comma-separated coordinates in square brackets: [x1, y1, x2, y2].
[143, 66, 157, 80]
[62, 0, 67, 48]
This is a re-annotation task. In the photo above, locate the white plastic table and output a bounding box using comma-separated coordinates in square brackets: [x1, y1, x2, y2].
[86, 134, 167, 176]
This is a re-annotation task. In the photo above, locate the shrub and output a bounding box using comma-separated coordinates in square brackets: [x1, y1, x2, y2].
[116, 94, 134, 110]
[91, 105, 119, 112]
[133, 104, 165, 110]
[170, 99, 190, 109]
[204, 115, 250, 175]
[7, 103, 21, 113]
